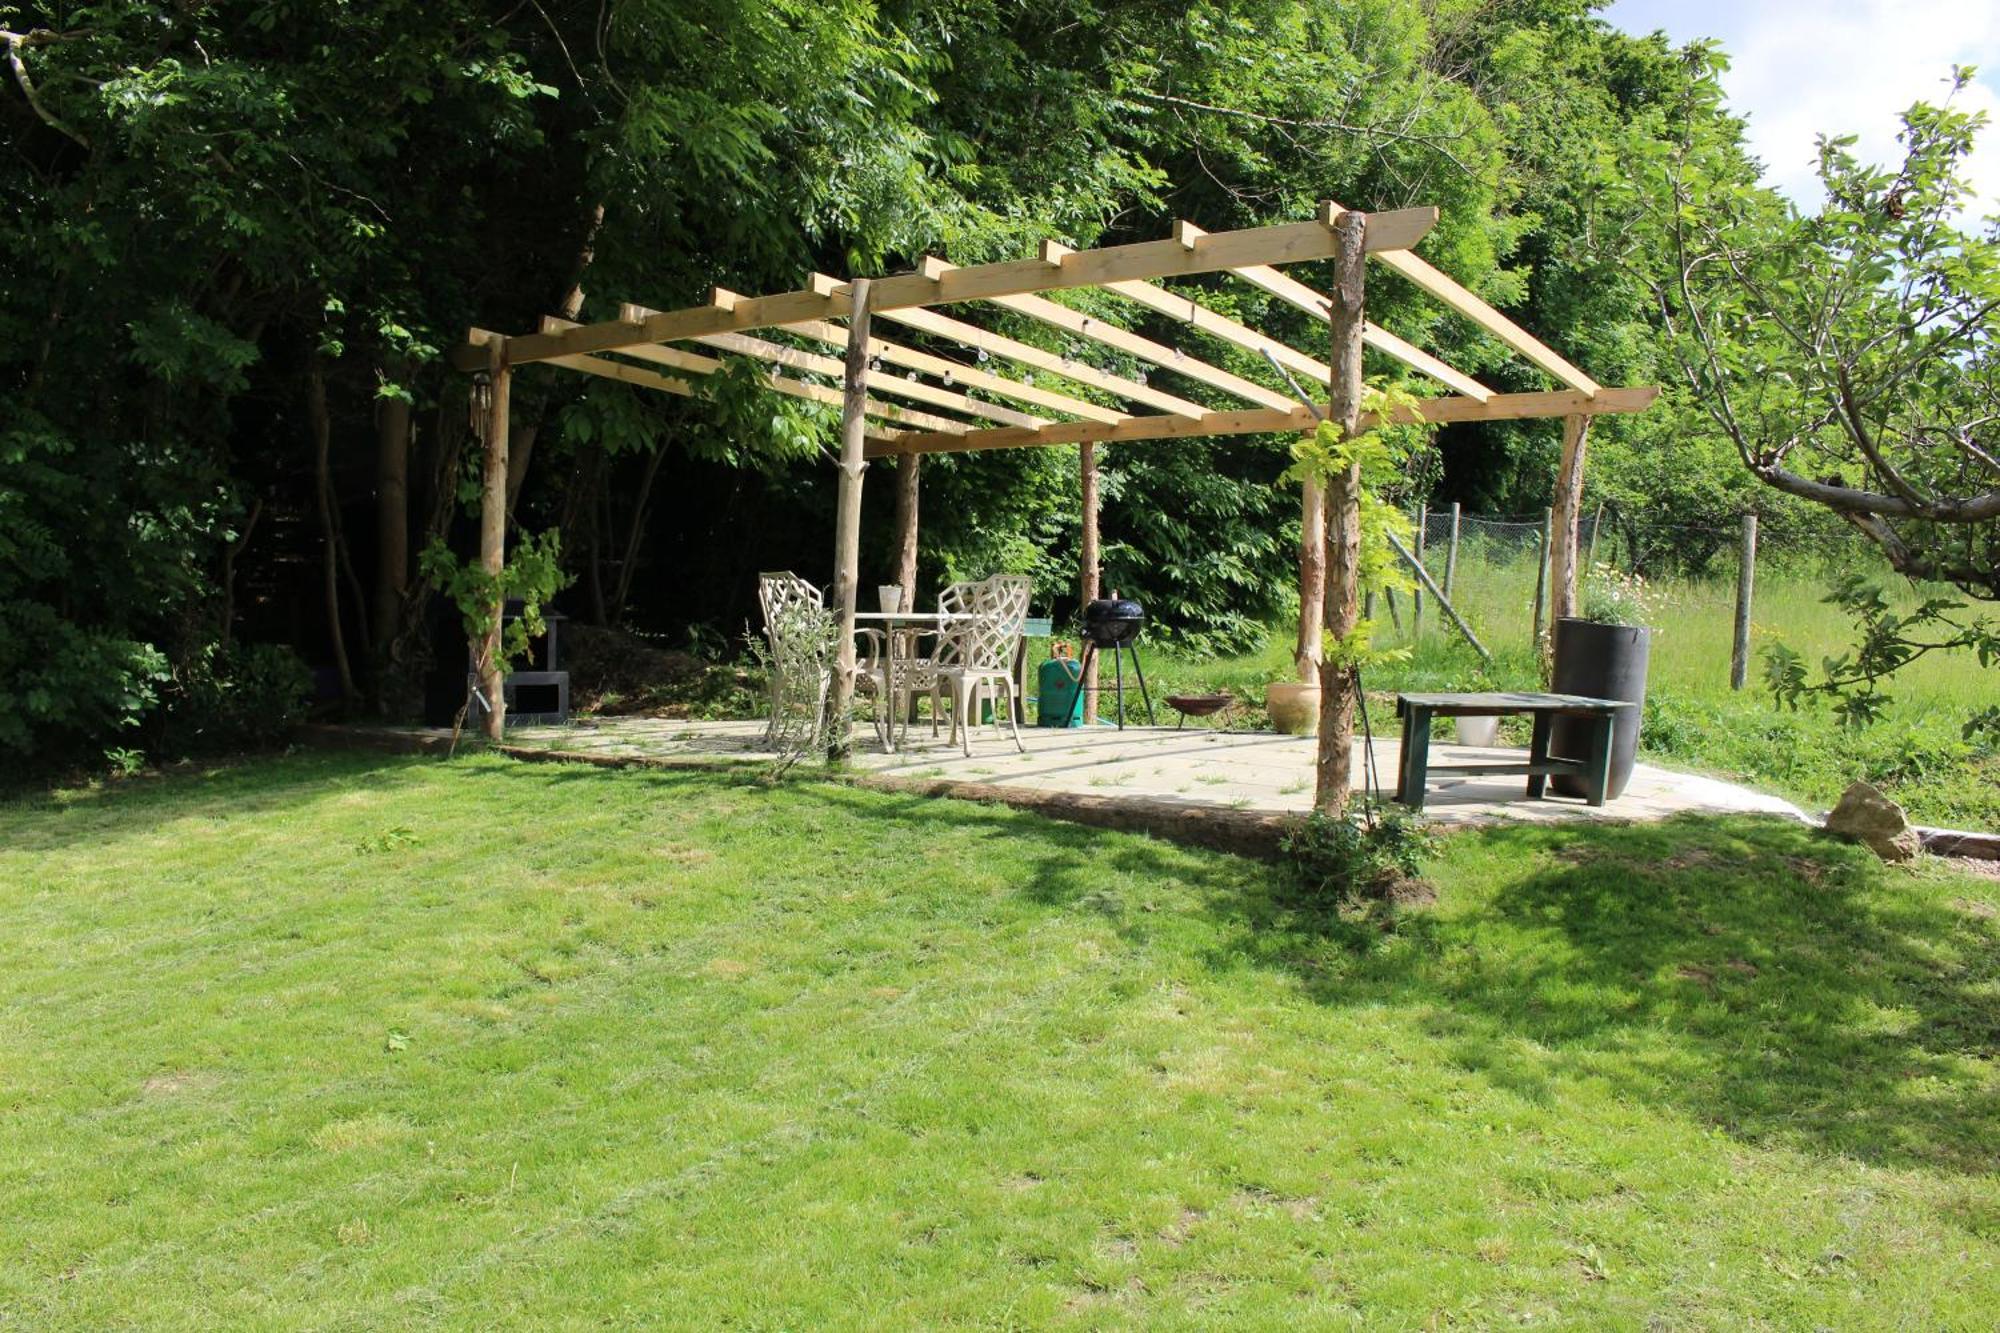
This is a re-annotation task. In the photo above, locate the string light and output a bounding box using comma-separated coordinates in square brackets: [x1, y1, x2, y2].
[1135, 369, 1149, 386]
[942, 370, 955, 387]
[906, 370, 918, 382]
[976, 348, 990, 363]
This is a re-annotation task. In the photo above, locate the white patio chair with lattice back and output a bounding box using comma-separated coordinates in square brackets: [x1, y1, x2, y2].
[934, 574, 1030, 755]
[759, 570, 893, 749]
[757, 572, 828, 744]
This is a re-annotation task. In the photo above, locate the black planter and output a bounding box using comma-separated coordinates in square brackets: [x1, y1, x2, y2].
[1549, 617, 1650, 800]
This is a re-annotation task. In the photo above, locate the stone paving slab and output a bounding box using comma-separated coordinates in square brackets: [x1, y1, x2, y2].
[485, 716, 1805, 829]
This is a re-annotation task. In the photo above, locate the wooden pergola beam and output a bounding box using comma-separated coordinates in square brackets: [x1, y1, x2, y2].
[464, 206, 1439, 369]
[921, 258, 1297, 412]
[777, 316, 1128, 425]
[867, 298, 1211, 418]
[863, 385, 1659, 459]
[1316, 200, 1601, 396]
[540, 319, 968, 435]
[1230, 261, 1493, 402]
[1097, 270, 1333, 384]
[692, 327, 1048, 430]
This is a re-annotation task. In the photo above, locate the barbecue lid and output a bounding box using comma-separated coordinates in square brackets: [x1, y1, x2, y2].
[1083, 593, 1144, 622]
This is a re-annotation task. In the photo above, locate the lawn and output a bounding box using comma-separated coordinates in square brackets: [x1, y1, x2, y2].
[3, 751, 1998, 1327]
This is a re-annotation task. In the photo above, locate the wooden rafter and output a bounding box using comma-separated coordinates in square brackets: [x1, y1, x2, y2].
[688, 327, 1046, 429]
[538, 319, 969, 435]
[1096, 269, 1332, 385]
[866, 298, 1211, 418]
[778, 317, 1128, 425]
[460, 206, 1439, 369]
[1230, 260, 1493, 402]
[919, 257, 1297, 412]
[864, 386, 1659, 459]
[1316, 200, 1600, 396]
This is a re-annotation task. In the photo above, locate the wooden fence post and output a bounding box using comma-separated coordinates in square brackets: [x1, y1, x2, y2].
[1731, 512, 1758, 690]
[1531, 506, 1552, 662]
[1411, 503, 1428, 639]
[826, 277, 874, 762]
[1443, 501, 1462, 604]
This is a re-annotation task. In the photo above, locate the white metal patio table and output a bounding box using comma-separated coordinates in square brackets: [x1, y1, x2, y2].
[853, 610, 963, 752]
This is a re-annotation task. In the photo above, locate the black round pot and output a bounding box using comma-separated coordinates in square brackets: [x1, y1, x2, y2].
[1548, 617, 1650, 800]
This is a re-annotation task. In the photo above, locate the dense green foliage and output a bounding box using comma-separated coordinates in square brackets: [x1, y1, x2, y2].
[3, 751, 1997, 1323]
[2, 1, 1985, 766]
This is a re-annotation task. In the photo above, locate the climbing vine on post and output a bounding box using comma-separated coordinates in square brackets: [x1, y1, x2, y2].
[418, 530, 570, 748]
[1286, 380, 1437, 808]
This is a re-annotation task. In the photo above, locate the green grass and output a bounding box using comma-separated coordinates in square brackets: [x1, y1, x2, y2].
[4, 751, 1999, 1327]
[1141, 561, 1998, 829]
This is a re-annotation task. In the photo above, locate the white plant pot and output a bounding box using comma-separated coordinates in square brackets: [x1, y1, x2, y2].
[1455, 716, 1500, 746]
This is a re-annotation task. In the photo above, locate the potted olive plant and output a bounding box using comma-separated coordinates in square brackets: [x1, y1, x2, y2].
[1549, 564, 1653, 799]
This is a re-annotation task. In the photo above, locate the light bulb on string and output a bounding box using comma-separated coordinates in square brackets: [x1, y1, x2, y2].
[976, 348, 990, 363]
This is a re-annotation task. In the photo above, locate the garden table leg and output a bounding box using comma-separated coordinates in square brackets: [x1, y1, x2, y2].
[1398, 705, 1432, 811]
[1585, 712, 1615, 807]
[1527, 711, 1553, 800]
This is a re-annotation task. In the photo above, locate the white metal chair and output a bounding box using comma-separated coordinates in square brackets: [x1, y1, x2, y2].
[758, 570, 894, 750]
[934, 574, 1030, 755]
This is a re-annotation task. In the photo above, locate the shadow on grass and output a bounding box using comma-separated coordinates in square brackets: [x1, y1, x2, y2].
[15, 750, 1996, 1177]
[1224, 814, 2000, 1176]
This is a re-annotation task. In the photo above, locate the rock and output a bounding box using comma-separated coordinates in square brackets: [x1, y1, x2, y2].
[1825, 781, 1919, 862]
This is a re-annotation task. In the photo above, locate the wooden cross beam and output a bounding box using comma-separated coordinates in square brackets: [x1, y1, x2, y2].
[458, 206, 1439, 369]
[1315, 200, 1600, 396]
[774, 315, 1128, 425]
[538, 318, 969, 434]
[1229, 260, 1493, 401]
[918, 257, 1297, 412]
[864, 297, 1211, 418]
[863, 386, 1659, 459]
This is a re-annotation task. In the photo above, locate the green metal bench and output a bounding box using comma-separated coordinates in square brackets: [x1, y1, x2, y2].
[1393, 691, 1632, 812]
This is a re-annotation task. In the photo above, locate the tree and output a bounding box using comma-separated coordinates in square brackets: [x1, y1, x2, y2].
[1628, 57, 2000, 600]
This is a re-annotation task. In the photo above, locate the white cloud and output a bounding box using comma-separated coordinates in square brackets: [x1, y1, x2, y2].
[1602, 0, 2000, 217]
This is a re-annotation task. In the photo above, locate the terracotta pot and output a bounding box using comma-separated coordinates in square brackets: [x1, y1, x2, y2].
[1264, 681, 1320, 736]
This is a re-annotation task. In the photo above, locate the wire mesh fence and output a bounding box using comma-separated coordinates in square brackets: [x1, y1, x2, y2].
[1384, 504, 1770, 693]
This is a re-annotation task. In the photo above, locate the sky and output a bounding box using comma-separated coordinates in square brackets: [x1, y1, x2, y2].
[1601, 0, 2000, 216]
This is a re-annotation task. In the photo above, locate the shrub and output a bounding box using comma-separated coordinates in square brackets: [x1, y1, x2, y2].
[1280, 808, 1439, 906]
[154, 643, 313, 758]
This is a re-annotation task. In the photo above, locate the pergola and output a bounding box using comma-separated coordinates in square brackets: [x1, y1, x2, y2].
[453, 200, 1657, 811]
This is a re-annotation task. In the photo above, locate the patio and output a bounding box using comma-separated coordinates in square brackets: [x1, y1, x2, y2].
[475, 716, 1803, 830]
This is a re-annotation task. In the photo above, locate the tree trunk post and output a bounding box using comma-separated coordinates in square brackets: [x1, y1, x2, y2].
[892, 451, 920, 604]
[478, 342, 511, 741]
[1314, 207, 1366, 816]
[1548, 414, 1591, 644]
[1731, 512, 1758, 690]
[1443, 501, 1462, 606]
[1080, 440, 1101, 724]
[373, 379, 412, 660]
[826, 277, 874, 762]
[1295, 478, 1325, 685]
[1531, 505, 1553, 671]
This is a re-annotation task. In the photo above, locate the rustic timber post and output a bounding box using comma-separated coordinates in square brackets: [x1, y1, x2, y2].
[477, 339, 512, 740]
[1295, 479, 1325, 685]
[1314, 208, 1366, 816]
[1548, 414, 1591, 641]
[1080, 440, 1101, 723]
[892, 452, 920, 604]
[826, 277, 874, 762]
[1731, 512, 1758, 690]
